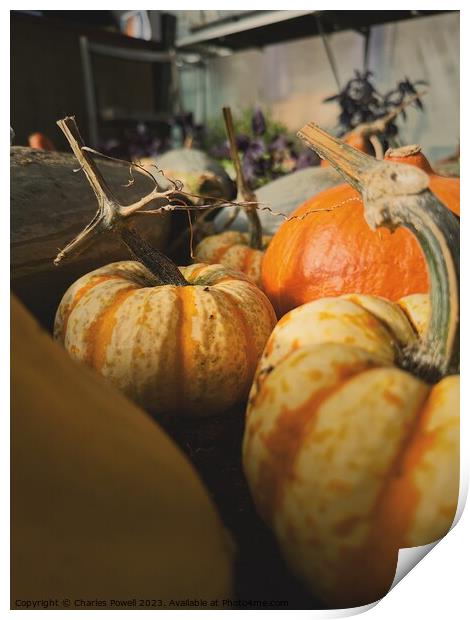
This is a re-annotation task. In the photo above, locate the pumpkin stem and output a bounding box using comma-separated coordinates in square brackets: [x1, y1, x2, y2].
[349, 91, 427, 153]
[222, 106, 263, 250]
[297, 122, 459, 381]
[54, 116, 188, 286]
[119, 225, 187, 286]
[384, 144, 435, 174]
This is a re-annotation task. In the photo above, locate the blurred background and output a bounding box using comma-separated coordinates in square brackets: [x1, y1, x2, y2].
[11, 9, 459, 166]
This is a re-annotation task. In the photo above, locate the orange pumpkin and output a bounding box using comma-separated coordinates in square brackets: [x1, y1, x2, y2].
[194, 107, 269, 285]
[53, 116, 276, 418]
[262, 143, 460, 316]
[28, 132, 56, 151]
[244, 124, 460, 607]
[385, 145, 460, 210]
[55, 261, 276, 417]
[194, 231, 271, 286]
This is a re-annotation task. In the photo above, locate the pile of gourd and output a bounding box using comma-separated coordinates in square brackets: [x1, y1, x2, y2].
[13, 108, 459, 610]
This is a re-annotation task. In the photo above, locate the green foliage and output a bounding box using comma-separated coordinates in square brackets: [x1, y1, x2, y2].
[203, 107, 290, 154]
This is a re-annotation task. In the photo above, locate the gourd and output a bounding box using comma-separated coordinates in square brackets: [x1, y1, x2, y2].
[53, 117, 276, 418]
[144, 147, 235, 203]
[243, 124, 459, 608]
[213, 166, 341, 236]
[11, 295, 234, 607]
[193, 108, 271, 286]
[262, 138, 460, 316]
[11, 146, 172, 330]
[11, 147, 171, 281]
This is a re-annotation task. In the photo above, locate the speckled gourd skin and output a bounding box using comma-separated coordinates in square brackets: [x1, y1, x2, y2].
[55, 261, 276, 417]
[194, 231, 272, 287]
[243, 293, 459, 607]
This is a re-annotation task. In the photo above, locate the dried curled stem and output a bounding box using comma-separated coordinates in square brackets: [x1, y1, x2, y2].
[54, 117, 192, 285]
[343, 91, 427, 159]
[54, 116, 246, 268]
[54, 117, 373, 274]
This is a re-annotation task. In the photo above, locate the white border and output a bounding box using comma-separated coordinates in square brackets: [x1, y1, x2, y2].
[5, 2, 466, 618]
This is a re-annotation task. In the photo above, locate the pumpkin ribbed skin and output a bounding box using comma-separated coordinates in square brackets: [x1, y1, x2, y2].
[243, 294, 459, 607]
[55, 261, 276, 417]
[261, 147, 460, 316]
[194, 231, 271, 286]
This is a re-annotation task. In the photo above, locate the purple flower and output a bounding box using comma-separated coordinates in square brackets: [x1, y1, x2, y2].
[236, 134, 251, 151]
[251, 107, 267, 136]
[294, 149, 319, 170]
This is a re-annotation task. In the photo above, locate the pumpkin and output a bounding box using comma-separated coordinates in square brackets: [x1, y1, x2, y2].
[384, 145, 460, 210]
[143, 147, 235, 203]
[28, 131, 56, 151]
[262, 139, 460, 316]
[213, 166, 341, 236]
[12, 295, 234, 607]
[243, 124, 460, 607]
[194, 231, 271, 287]
[55, 260, 276, 417]
[194, 107, 270, 285]
[53, 116, 276, 418]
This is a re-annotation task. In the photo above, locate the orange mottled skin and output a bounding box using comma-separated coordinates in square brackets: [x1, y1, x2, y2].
[262, 148, 460, 316]
[243, 294, 459, 607]
[55, 261, 276, 417]
[194, 231, 271, 287]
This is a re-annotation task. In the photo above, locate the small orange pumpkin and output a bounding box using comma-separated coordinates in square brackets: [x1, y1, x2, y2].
[262, 141, 460, 316]
[55, 261, 276, 417]
[194, 107, 269, 285]
[53, 116, 276, 418]
[194, 231, 271, 286]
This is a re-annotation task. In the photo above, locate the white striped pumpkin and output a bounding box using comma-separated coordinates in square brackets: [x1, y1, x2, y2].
[243, 293, 459, 607]
[194, 231, 271, 287]
[55, 261, 276, 417]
